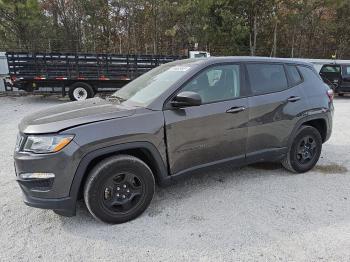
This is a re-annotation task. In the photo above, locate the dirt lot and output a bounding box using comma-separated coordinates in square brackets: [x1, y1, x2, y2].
[1, 95, 350, 261]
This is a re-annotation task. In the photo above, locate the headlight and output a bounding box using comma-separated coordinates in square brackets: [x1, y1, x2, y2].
[23, 135, 74, 154]
[15, 134, 23, 152]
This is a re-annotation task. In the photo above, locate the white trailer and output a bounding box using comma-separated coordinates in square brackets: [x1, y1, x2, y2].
[0, 52, 9, 91]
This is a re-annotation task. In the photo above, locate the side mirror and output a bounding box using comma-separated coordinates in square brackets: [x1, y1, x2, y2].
[171, 91, 202, 108]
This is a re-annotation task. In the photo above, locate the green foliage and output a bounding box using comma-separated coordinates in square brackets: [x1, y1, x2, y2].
[0, 0, 50, 50]
[0, 0, 349, 58]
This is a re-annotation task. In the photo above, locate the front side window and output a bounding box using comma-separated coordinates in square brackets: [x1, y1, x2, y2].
[246, 63, 288, 95]
[181, 64, 241, 103]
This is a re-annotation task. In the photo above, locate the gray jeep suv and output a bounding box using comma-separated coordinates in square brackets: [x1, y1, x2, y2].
[14, 57, 334, 224]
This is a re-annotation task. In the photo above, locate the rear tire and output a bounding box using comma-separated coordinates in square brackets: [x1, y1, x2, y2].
[68, 82, 95, 101]
[282, 126, 322, 173]
[84, 155, 155, 224]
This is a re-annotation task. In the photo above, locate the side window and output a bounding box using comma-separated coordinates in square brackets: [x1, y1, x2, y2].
[246, 63, 288, 95]
[297, 66, 323, 82]
[182, 64, 241, 103]
[286, 65, 302, 86]
[342, 65, 350, 76]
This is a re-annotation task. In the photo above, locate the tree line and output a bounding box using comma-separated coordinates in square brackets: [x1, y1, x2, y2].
[0, 0, 349, 59]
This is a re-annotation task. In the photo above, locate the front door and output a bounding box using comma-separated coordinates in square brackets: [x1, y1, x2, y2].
[163, 64, 249, 175]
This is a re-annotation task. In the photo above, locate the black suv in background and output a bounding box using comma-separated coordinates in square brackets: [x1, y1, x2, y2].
[320, 63, 350, 95]
[14, 57, 334, 224]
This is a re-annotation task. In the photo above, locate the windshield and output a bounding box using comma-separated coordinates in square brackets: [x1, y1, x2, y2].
[110, 63, 194, 106]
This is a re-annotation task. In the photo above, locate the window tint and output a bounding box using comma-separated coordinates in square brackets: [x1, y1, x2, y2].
[297, 66, 322, 82]
[286, 65, 302, 86]
[320, 65, 340, 73]
[343, 65, 350, 76]
[182, 64, 241, 103]
[246, 64, 288, 95]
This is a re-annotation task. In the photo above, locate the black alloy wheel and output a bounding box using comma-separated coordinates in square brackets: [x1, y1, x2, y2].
[295, 135, 317, 165]
[282, 125, 322, 173]
[101, 172, 143, 214]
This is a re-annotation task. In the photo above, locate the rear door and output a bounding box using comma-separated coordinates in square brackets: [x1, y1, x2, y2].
[340, 65, 350, 91]
[245, 63, 307, 161]
[163, 63, 249, 175]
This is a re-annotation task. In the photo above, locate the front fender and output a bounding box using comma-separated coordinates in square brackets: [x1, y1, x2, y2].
[68, 141, 171, 209]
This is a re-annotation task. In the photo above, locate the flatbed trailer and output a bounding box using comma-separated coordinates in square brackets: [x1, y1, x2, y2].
[6, 52, 187, 100]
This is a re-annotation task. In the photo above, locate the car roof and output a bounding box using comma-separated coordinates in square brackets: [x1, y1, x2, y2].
[170, 56, 314, 68]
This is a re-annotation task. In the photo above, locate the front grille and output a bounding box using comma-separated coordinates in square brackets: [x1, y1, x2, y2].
[30, 179, 54, 189]
[18, 178, 54, 191]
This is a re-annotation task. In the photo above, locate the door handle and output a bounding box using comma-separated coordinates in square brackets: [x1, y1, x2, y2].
[287, 96, 301, 102]
[226, 106, 246, 114]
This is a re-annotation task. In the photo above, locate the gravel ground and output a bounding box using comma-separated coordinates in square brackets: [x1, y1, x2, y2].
[1, 95, 350, 262]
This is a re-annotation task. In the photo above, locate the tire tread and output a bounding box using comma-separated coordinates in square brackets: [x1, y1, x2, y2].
[282, 125, 322, 173]
[68, 82, 94, 101]
[83, 154, 155, 224]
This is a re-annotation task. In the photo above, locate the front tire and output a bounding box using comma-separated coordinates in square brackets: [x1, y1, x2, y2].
[84, 155, 155, 224]
[282, 126, 322, 173]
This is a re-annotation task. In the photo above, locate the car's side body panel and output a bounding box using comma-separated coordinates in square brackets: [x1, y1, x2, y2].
[246, 86, 306, 155]
[164, 98, 249, 175]
[65, 108, 166, 162]
[299, 66, 330, 110]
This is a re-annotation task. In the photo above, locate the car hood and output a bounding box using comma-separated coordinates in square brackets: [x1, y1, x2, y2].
[19, 97, 136, 134]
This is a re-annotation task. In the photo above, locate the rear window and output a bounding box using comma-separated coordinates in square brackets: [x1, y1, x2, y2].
[286, 65, 302, 86]
[246, 63, 288, 95]
[320, 65, 340, 73]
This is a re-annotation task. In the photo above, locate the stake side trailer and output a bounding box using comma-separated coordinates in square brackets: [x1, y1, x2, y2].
[6, 52, 208, 100]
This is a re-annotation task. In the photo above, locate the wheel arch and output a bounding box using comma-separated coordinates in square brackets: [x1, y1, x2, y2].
[69, 142, 170, 205]
[69, 81, 95, 90]
[301, 118, 327, 142]
[288, 114, 329, 148]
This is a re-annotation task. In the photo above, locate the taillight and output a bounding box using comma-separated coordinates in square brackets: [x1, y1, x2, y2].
[327, 89, 334, 102]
